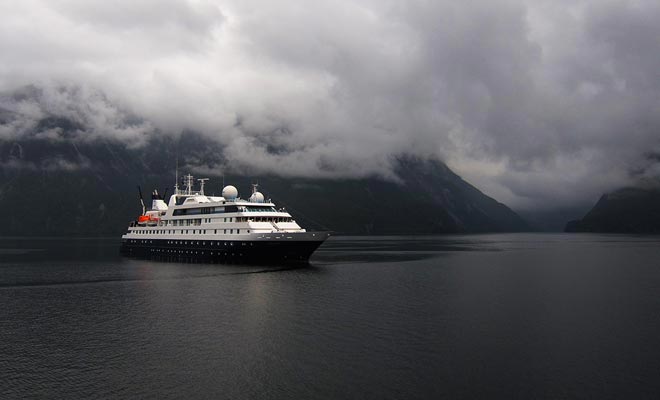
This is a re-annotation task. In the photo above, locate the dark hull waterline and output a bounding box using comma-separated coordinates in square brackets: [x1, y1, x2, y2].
[120, 237, 326, 264]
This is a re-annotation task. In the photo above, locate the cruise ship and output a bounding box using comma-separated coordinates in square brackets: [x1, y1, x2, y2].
[120, 174, 330, 263]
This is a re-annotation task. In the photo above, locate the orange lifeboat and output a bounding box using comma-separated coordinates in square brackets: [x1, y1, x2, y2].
[138, 215, 150, 223]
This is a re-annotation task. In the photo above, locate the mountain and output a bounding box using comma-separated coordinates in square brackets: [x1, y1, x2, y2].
[518, 206, 591, 232]
[265, 156, 529, 234]
[0, 134, 528, 236]
[0, 89, 528, 236]
[565, 187, 660, 233]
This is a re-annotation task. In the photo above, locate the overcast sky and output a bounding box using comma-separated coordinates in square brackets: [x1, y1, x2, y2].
[0, 0, 659, 210]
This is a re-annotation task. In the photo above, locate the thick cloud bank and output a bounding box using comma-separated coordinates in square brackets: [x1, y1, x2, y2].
[1, 0, 659, 209]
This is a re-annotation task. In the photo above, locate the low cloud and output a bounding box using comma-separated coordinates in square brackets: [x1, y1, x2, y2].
[1, 0, 659, 209]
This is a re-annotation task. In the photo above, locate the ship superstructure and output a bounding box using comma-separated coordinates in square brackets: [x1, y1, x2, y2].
[120, 174, 330, 263]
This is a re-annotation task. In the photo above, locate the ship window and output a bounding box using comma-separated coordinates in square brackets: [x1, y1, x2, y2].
[224, 229, 226, 234]
[214, 229, 217, 234]
[230, 229, 233, 234]
[245, 206, 276, 212]
[237, 229, 240, 234]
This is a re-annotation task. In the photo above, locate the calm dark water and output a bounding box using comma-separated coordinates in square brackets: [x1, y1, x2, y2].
[1, 234, 660, 399]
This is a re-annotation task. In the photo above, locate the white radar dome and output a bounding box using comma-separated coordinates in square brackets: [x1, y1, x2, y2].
[222, 185, 238, 200]
[250, 191, 265, 203]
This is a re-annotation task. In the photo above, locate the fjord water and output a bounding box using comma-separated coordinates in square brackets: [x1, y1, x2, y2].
[1, 235, 659, 399]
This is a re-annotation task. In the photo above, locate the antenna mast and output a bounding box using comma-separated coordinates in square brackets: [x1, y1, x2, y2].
[198, 178, 209, 195]
[175, 157, 179, 195]
[184, 174, 194, 195]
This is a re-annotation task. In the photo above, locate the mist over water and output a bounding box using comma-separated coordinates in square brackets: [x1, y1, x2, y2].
[2, 234, 660, 398]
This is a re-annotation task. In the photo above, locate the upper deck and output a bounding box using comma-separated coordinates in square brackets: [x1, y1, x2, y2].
[124, 175, 306, 238]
